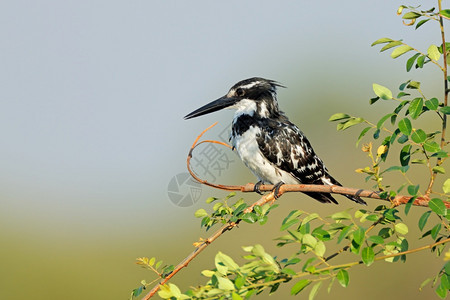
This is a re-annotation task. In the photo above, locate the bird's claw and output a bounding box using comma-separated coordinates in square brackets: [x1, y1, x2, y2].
[254, 181, 264, 195]
[272, 181, 285, 199]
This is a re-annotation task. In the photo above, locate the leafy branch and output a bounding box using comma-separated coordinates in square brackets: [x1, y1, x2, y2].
[132, 2, 450, 299]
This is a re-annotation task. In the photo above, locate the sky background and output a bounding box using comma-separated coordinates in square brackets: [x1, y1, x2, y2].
[0, 1, 446, 299]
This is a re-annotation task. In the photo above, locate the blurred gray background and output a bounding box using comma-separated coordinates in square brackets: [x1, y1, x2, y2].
[0, 1, 445, 299]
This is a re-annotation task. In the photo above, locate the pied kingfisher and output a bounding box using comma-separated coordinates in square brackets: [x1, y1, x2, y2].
[184, 77, 366, 205]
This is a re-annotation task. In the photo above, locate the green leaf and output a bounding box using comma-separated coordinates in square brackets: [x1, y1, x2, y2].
[373, 83, 393, 100]
[371, 37, 393, 46]
[429, 198, 447, 216]
[132, 286, 144, 297]
[398, 118, 412, 136]
[337, 226, 353, 243]
[302, 234, 317, 248]
[407, 184, 419, 196]
[241, 213, 257, 223]
[400, 144, 411, 166]
[309, 281, 322, 300]
[314, 241, 326, 257]
[195, 209, 208, 218]
[397, 92, 410, 98]
[206, 197, 218, 203]
[433, 151, 448, 158]
[399, 80, 411, 91]
[417, 55, 425, 68]
[329, 113, 351, 122]
[440, 9, 450, 19]
[339, 118, 365, 130]
[336, 269, 349, 287]
[155, 260, 163, 269]
[373, 129, 380, 139]
[288, 230, 303, 242]
[418, 211, 432, 231]
[440, 106, 450, 114]
[158, 283, 181, 298]
[441, 274, 450, 290]
[361, 247, 375, 266]
[201, 270, 215, 277]
[352, 227, 365, 245]
[217, 277, 235, 290]
[356, 127, 372, 146]
[433, 166, 446, 174]
[411, 129, 427, 143]
[425, 98, 439, 110]
[280, 218, 300, 231]
[281, 267, 297, 276]
[431, 223, 442, 239]
[369, 96, 380, 105]
[402, 11, 421, 19]
[420, 277, 433, 291]
[411, 159, 427, 164]
[368, 235, 384, 244]
[148, 257, 156, 266]
[443, 179, 450, 194]
[394, 223, 409, 235]
[302, 213, 319, 225]
[216, 251, 239, 271]
[436, 282, 448, 299]
[382, 166, 402, 174]
[416, 19, 430, 30]
[232, 292, 243, 300]
[380, 41, 402, 52]
[377, 113, 395, 129]
[391, 45, 413, 58]
[404, 196, 415, 216]
[428, 45, 441, 61]
[407, 81, 421, 89]
[408, 98, 423, 119]
[291, 279, 311, 295]
[312, 228, 331, 241]
[406, 53, 421, 71]
[424, 141, 441, 152]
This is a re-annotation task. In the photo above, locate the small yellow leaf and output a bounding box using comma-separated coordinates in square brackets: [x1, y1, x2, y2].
[377, 145, 387, 156]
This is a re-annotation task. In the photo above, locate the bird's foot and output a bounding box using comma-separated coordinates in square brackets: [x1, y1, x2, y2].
[272, 181, 285, 199]
[253, 181, 265, 195]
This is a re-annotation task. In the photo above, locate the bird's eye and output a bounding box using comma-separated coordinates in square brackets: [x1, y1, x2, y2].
[235, 88, 245, 97]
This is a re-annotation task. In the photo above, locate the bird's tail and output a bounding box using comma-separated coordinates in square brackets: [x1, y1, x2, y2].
[323, 174, 367, 205]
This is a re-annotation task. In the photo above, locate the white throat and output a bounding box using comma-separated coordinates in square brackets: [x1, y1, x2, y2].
[230, 99, 271, 123]
[231, 99, 257, 122]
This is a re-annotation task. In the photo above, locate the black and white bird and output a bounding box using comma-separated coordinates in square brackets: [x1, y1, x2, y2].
[184, 77, 366, 205]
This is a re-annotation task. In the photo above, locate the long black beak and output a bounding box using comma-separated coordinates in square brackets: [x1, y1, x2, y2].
[184, 96, 238, 120]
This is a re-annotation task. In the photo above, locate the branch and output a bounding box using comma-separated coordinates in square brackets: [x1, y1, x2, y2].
[188, 123, 450, 208]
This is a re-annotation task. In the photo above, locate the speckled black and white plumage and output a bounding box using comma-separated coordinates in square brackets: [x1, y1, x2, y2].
[185, 77, 366, 205]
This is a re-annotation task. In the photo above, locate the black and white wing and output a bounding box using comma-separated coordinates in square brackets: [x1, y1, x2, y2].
[256, 118, 366, 205]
